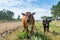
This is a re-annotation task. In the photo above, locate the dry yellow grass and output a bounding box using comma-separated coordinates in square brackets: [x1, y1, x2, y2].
[0, 21, 22, 33]
[5, 27, 23, 40]
[0, 21, 22, 40]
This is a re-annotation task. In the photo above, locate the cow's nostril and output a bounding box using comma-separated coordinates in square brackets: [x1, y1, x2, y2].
[27, 19, 29, 22]
[27, 18, 29, 21]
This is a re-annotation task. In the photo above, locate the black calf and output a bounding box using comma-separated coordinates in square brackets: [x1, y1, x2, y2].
[42, 19, 51, 34]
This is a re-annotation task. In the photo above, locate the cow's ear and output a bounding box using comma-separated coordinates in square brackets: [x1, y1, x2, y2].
[32, 12, 35, 15]
[21, 13, 25, 16]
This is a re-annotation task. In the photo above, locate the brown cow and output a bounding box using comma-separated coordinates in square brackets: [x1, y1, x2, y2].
[21, 12, 35, 36]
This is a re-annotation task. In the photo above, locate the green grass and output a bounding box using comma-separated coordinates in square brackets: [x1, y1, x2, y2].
[5, 21, 60, 40]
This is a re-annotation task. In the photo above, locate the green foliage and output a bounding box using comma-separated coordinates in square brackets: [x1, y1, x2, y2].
[16, 31, 52, 40]
[51, 1, 60, 19]
[35, 31, 52, 40]
[0, 9, 14, 20]
[41, 16, 53, 20]
[41, 16, 46, 19]
[17, 32, 26, 39]
[16, 31, 31, 40]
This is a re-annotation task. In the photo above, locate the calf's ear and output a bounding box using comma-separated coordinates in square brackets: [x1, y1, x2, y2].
[21, 13, 25, 16]
[32, 12, 35, 15]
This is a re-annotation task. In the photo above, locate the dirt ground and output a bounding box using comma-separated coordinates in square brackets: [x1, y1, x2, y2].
[0, 21, 22, 34]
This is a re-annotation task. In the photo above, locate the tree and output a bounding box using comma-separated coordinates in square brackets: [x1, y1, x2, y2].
[51, 1, 60, 20]
[41, 16, 46, 19]
[0, 9, 7, 20]
[17, 15, 20, 20]
[51, 2, 60, 27]
[6, 10, 14, 20]
[41, 16, 53, 20]
[0, 9, 14, 20]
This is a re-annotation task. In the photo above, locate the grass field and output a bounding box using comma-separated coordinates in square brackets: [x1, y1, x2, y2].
[3, 21, 60, 40]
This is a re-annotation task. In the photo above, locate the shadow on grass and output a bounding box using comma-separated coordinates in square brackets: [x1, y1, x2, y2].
[51, 31, 60, 36]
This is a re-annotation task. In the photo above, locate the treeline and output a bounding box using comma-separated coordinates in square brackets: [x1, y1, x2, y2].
[41, 16, 53, 20]
[0, 9, 20, 21]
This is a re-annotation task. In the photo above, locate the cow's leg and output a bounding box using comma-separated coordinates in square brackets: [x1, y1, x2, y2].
[25, 24, 28, 32]
[26, 26, 28, 33]
[23, 25, 26, 32]
[31, 25, 34, 36]
[26, 26, 30, 39]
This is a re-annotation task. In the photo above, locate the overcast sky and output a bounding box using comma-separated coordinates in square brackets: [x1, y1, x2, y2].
[0, 0, 60, 20]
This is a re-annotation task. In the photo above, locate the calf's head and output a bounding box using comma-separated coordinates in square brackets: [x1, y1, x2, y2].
[22, 12, 35, 22]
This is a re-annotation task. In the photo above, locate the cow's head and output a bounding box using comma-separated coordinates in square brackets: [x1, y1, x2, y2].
[22, 12, 35, 22]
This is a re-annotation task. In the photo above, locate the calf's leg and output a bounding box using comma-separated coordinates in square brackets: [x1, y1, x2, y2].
[44, 27, 46, 34]
[47, 26, 49, 32]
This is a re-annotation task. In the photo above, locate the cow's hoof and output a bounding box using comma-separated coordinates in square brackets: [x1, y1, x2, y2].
[31, 32, 34, 36]
[26, 35, 30, 39]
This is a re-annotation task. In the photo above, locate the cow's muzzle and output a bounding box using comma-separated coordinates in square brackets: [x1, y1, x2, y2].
[27, 18, 30, 22]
